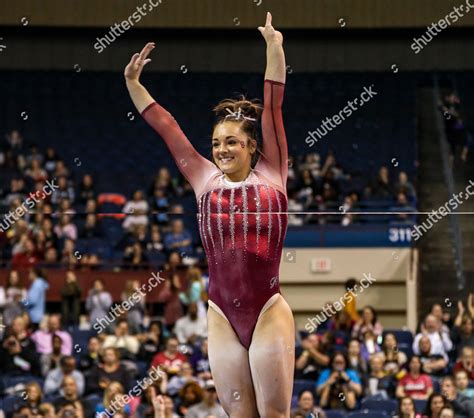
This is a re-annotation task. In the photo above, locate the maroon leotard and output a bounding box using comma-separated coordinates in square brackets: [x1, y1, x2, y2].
[141, 79, 288, 349]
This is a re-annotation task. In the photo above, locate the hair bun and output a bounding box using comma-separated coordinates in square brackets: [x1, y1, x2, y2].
[213, 94, 263, 122]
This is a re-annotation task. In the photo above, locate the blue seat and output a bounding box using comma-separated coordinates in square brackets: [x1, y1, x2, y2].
[324, 411, 346, 418]
[348, 412, 388, 418]
[414, 399, 427, 413]
[2, 395, 22, 416]
[360, 399, 397, 415]
[292, 379, 315, 396]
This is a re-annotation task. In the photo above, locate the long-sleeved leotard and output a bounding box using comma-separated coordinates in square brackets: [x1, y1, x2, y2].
[141, 79, 288, 349]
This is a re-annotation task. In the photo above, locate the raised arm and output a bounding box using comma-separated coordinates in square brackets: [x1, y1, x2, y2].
[256, 13, 288, 191]
[125, 43, 218, 197]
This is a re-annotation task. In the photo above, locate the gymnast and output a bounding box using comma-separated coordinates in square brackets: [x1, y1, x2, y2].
[125, 12, 294, 417]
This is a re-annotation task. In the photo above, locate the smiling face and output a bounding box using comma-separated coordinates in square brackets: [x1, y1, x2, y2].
[212, 121, 256, 178]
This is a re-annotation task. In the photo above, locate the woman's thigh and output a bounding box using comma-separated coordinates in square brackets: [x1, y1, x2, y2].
[207, 305, 259, 418]
[248, 295, 295, 418]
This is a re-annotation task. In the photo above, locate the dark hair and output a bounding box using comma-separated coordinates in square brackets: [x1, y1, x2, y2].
[211, 95, 264, 168]
[345, 278, 358, 290]
[330, 351, 348, 370]
[397, 396, 415, 416]
[297, 389, 314, 400]
[362, 305, 377, 325]
[424, 393, 447, 416]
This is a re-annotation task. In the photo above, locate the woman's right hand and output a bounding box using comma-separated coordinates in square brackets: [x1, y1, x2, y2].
[124, 42, 155, 83]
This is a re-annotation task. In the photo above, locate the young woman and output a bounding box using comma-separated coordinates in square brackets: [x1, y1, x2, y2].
[125, 12, 294, 417]
[394, 396, 422, 418]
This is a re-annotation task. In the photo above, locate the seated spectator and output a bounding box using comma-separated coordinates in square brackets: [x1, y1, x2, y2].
[347, 338, 368, 377]
[53, 375, 93, 417]
[19, 382, 44, 415]
[174, 302, 207, 346]
[189, 338, 212, 381]
[371, 165, 392, 198]
[176, 382, 203, 417]
[51, 175, 74, 204]
[360, 329, 381, 362]
[418, 335, 448, 377]
[103, 318, 140, 360]
[290, 390, 327, 418]
[44, 355, 85, 397]
[454, 346, 474, 381]
[78, 173, 96, 204]
[41, 333, 64, 376]
[451, 297, 474, 356]
[136, 384, 176, 418]
[150, 186, 170, 225]
[123, 190, 149, 231]
[366, 353, 396, 399]
[430, 302, 453, 332]
[439, 406, 455, 418]
[316, 351, 362, 410]
[0, 315, 40, 376]
[3, 269, 27, 325]
[455, 369, 474, 400]
[86, 278, 113, 326]
[394, 396, 422, 418]
[12, 236, 40, 270]
[32, 313, 72, 355]
[351, 305, 383, 340]
[158, 275, 184, 329]
[121, 279, 145, 334]
[95, 381, 132, 417]
[79, 214, 101, 239]
[151, 336, 187, 377]
[146, 226, 165, 253]
[179, 267, 207, 319]
[86, 347, 132, 395]
[413, 314, 453, 362]
[295, 333, 330, 381]
[396, 356, 433, 400]
[394, 171, 416, 198]
[54, 214, 78, 241]
[185, 379, 227, 418]
[423, 393, 448, 418]
[343, 278, 360, 322]
[138, 320, 165, 364]
[382, 332, 408, 377]
[440, 376, 474, 417]
[78, 335, 102, 374]
[123, 241, 149, 270]
[167, 362, 201, 397]
[164, 219, 193, 256]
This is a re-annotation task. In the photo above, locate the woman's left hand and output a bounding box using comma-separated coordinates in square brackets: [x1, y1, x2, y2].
[258, 12, 283, 45]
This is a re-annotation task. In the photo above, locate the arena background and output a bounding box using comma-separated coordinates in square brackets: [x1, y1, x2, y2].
[1, 1, 474, 417]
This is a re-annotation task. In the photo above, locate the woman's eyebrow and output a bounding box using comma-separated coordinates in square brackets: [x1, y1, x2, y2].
[212, 136, 237, 142]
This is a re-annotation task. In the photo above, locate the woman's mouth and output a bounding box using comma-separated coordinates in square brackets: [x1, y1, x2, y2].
[220, 157, 234, 164]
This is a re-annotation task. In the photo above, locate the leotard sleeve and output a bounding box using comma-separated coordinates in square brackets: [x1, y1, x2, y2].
[255, 79, 288, 192]
[141, 102, 219, 198]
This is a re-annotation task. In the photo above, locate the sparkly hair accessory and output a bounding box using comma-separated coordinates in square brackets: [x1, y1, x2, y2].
[224, 107, 256, 122]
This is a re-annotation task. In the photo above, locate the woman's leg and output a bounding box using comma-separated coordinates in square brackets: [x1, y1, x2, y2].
[248, 295, 295, 418]
[207, 305, 260, 417]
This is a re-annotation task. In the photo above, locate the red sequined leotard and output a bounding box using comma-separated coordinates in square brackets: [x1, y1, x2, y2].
[141, 79, 288, 349]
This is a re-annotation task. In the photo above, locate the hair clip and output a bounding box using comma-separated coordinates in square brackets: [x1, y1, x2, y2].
[224, 107, 256, 122]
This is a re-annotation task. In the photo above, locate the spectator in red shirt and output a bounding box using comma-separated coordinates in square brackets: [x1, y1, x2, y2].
[454, 346, 474, 381]
[151, 335, 187, 377]
[396, 356, 433, 400]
